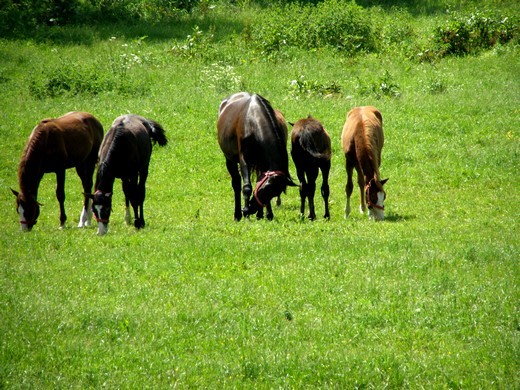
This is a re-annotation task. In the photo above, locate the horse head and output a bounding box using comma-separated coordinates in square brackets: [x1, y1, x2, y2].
[245, 171, 298, 216]
[11, 188, 40, 231]
[85, 191, 112, 235]
[366, 178, 388, 221]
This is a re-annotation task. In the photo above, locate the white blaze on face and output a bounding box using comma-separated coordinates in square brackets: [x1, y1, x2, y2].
[368, 191, 385, 221]
[18, 204, 29, 231]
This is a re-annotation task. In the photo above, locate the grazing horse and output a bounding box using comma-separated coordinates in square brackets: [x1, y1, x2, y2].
[290, 116, 331, 220]
[86, 114, 167, 235]
[341, 106, 388, 221]
[11, 111, 103, 231]
[217, 92, 296, 221]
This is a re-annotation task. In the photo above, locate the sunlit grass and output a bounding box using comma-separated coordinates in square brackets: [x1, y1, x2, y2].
[0, 3, 518, 388]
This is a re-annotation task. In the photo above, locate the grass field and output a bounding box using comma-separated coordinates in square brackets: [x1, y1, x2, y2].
[0, 1, 519, 388]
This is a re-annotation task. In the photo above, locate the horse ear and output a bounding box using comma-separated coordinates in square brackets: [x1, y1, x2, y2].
[10, 188, 19, 197]
[288, 122, 294, 127]
[381, 178, 389, 186]
[105, 192, 112, 197]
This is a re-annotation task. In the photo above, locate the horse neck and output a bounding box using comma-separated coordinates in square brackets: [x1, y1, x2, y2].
[357, 133, 381, 183]
[95, 162, 116, 193]
[18, 134, 46, 200]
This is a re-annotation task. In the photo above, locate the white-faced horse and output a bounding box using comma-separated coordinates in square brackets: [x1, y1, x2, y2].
[341, 106, 388, 221]
[11, 111, 103, 231]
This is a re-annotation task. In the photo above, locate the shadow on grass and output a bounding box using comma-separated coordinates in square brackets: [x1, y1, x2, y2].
[3, 17, 244, 46]
[384, 213, 415, 223]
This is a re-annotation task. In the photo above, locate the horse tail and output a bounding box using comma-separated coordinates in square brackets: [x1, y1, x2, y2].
[143, 119, 168, 146]
[298, 127, 332, 160]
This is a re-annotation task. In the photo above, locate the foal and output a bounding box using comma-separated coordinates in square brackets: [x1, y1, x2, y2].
[11, 111, 103, 231]
[341, 106, 388, 221]
[290, 116, 331, 220]
[87, 114, 167, 235]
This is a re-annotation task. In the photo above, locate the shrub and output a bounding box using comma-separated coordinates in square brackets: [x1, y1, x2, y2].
[247, 0, 375, 56]
[288, 75, 342, 98]
[430, 9, 518, 57]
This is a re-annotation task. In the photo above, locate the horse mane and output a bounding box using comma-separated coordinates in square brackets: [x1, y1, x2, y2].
[18, 123, 49, 197]
[358, 110, 383, 181]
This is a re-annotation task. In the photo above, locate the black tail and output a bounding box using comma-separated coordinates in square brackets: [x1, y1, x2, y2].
[143, 119, 168, 146]
[298, 129, 331, 160]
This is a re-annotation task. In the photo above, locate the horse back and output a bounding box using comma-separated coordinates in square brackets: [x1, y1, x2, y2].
[217, 93, 251, 162]
[99, 115, 153, 177]
[341, 106, 383, 164]
[30, 111, 103, 172]
[291, 116, 331, 160]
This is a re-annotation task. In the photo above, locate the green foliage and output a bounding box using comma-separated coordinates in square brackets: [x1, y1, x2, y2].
[171, 25, 215, 60]
[288, 75, 342, 98]
[424, 9, 519, 59]
[248, 0, 374, 56]
[356, 71, 401, 99]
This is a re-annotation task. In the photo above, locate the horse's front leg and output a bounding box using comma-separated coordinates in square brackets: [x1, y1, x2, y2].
[357, 168, 366, 214]
[226, 159, 242, 221]
[239, 160, 252, 217]
[76, 164, 94, 227]
[56, 170, 67, 229]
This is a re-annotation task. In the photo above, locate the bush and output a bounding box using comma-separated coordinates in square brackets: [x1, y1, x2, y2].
[431, 9, 518, 57]
[247, 0, 375, 56]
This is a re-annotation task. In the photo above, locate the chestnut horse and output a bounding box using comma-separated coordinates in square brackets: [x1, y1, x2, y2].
[290, 116, 331, 220]
[11, 111, 103, 231]
[217, 92, 296, 221]
[341, 106, 388, 221]
[86, 114, 167, 235]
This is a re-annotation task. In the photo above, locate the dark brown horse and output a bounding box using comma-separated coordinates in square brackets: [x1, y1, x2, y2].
[11, 111, 103, 231]
[86, 114, 167, 235]
[290, 116, 331, 220]
[217, 92, 296, 221]
[341, 106, 388, 221]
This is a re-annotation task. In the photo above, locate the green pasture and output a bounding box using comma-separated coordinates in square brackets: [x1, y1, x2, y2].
[0, 1, 518, 388]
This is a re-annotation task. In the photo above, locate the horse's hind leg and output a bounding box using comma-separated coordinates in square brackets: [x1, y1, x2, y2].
[305, 166, 319, 220]
[56, 169, 67, 228]
[345, 158, 354, 218]
[76, 163, 94, 227]
[321, 160, 331, 219]
[135, 170, 147, 229]
[226, 159, 242, 221]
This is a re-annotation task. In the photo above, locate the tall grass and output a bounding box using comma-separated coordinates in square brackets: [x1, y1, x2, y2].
[1, 1, 519, 388]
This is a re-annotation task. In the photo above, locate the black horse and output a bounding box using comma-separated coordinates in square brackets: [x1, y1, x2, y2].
[290, 116, 331, 220]
[86, 114, 167, 235]
[217, 92, 297, 220]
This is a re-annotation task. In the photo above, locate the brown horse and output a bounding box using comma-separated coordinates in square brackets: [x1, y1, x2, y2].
[86, 114, 167, 235]
[290, 116, 331, 220]
[11, 112, 104, 231]
[341, 106, 388, 221]
[217, 92, 296, 221]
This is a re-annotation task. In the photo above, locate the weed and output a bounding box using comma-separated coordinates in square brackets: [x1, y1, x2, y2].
[201, 62, 243, 93]
[288, 75, 342, 98]
[356, 71, 401, 99]
[171, 25, 215, 61]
